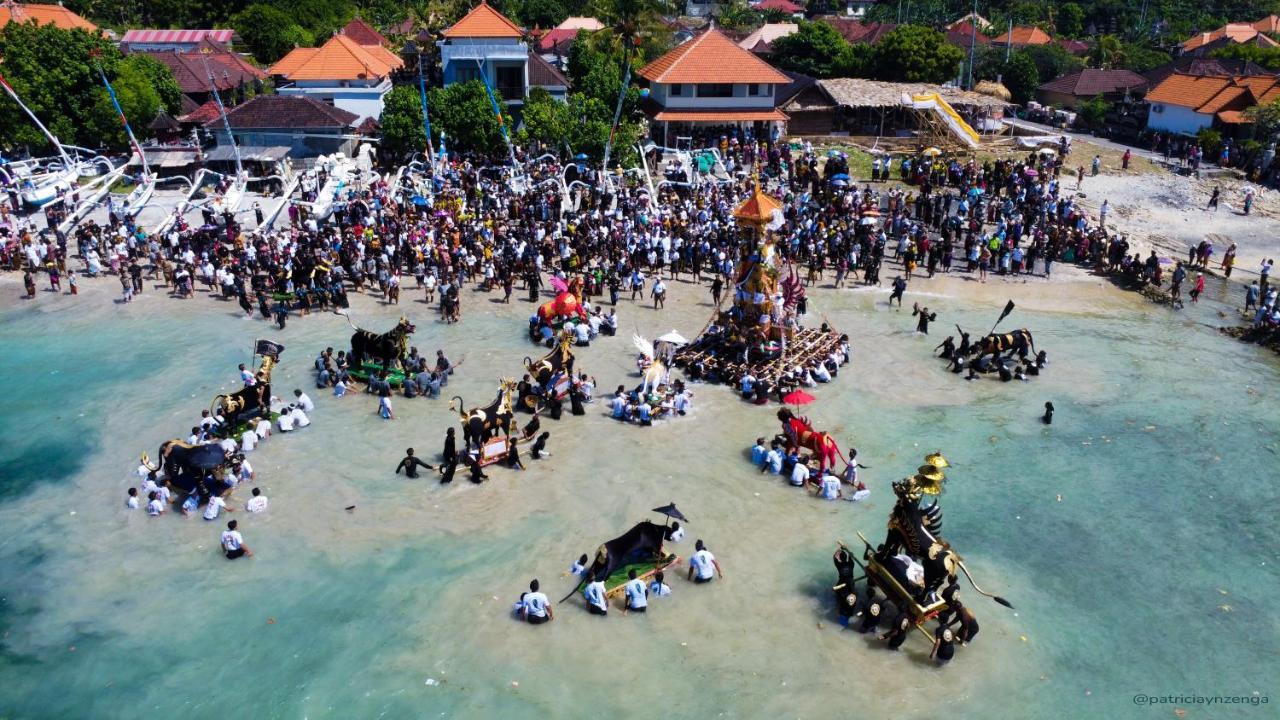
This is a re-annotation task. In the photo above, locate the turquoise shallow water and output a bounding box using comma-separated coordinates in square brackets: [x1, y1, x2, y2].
[0, 275, 1277, 719]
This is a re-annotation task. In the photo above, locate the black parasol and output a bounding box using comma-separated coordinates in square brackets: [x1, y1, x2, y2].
[651, 503, 687, 523]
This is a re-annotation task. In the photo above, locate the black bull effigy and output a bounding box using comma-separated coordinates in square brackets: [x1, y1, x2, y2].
[349, 316, 416, 370]
[450, 379, 518, 450]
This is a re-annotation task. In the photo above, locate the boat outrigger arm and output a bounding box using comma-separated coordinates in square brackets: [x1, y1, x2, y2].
[0, 70, 103, 207]
[251, 161, 300, 232]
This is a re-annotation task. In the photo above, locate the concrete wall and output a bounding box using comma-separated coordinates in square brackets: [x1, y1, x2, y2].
[1146, 103, 1212, 135]
[277, 82, 390, 121]
[649, 82, 776, 108]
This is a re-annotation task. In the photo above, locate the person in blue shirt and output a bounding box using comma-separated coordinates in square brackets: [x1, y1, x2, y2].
[750, 438, 768, 466]
[583, 572, 608, 616]
[623, 569, 648, 614]
[649, 570, 672, 598]
[635, 402, 652, 426]
[761, 443, 783, 475]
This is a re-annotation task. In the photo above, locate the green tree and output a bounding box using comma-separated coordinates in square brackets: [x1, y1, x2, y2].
[834, 42, 873, 77]
[428, 80, 506, 154]
[999, 52, 1040, 104]
[1211, 43, 1280, 70]
[1245, 98, 1280, 139]
[518, 87, 574, 150]
[1089, 34, 1125, 69]
[517, 0, 567, 28]
[1119, 42, 1170, 73]
[1056, 2, 1085, 37]
[1019, 43, 1084, 83]
[378, 84, 427, 161]
[233, 4, 314, 64]
[769, 21, 852, 78]
[1078, 95, 1110, 128]
[0, 22, 159, 151]
[716, 0, 762, 31]
[122, 54, 182, 116]
[871, 25, 964, 84]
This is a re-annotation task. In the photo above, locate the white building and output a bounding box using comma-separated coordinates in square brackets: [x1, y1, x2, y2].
[269, 34, 404, 122]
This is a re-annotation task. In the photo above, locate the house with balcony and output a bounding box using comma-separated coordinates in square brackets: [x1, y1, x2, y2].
[638, 28, 791, 145]
[269, 33, 403, 121]
[438, 2, 570, 107]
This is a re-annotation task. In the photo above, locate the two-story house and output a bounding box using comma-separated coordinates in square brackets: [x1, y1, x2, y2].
[438, 1, 570, 107]
[269, 32, 404, 121]
[638, 28, 791, 146]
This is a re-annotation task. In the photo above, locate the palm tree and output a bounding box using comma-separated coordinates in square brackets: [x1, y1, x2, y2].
[593, 0, 670, 173]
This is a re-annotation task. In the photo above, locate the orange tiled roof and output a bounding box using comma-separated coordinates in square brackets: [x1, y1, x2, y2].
[1146, 72, 1280, 113]
[639, 29, 791, 85]
[1254, 15, 1280, 33]
[443, 1, 524, 39]
[1216, 110, 1249, 123]
[340, 16, 389, 47]
[1198, 85, 1249, 113]
[268, 48, 319, 77]
[1181, 23, 1277, 52]
[268, 35, 402, 81]
[992, 26, 1051, 46]
[0, 2, 97, 31]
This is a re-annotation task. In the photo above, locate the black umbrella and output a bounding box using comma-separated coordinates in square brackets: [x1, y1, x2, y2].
[651, 503, 687, 523]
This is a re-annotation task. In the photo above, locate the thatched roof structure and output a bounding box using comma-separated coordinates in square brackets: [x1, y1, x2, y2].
[799, 78, 1011, 111]
[974, 80, 1012, 101]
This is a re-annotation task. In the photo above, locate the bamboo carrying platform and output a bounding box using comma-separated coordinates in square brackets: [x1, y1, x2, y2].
[673, 325, 843, 387]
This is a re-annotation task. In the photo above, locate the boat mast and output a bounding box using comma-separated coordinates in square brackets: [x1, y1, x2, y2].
[96, 64, 150, 180]
[0, 70, 75, 169]
[203, 56, 243, 180]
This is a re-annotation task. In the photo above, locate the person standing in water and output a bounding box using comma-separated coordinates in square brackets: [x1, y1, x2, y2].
[395, 448, 435, 478]
[911, 303, 936, 334]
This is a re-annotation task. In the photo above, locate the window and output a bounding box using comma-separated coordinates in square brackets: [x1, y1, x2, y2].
[669, 84, 685, 97]
[698, 83, 734, 98]
[456, 66, 480, 84]
[747, 84, 763, 97]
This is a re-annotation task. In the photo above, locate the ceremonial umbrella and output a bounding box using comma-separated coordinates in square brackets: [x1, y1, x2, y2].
[922, 147, 943, 157]
[830, 173, 850, 181]
[1023, 168, 1039, 177]
[858, 216, 878, 225]
[410, 195, 428, 207]
[860, 209, 881, 217]
[782, 390, 816, 406]
[652, 503, 687, 528]
[831, 178, 848, 187]
[656, 330, 689, 345]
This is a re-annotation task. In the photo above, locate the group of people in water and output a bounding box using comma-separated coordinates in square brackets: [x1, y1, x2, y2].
[128, 366, 308, 560]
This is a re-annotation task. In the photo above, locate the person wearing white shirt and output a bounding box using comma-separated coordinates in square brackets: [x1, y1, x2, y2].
[790, 461, 811, 488]
[583, 573, 609, 616]
[203, 495, 230, 521]
[277, 409, 295, 432]
[574, 322, 591, 346]
[762, 447, 783, 475]
[219, 437, 238, 455]
[241, 428, 258, 453]
[146, 492, 165, 516]
[290, 406, 310, 428]
[236, 459, 254, 483]
[610, 392, 627, 419]
[666, 522, 685, 544]
[518, 579, 553, 625]
[245, 487, 268, 513]
[819, 473, 842, 500]
[221, 519, 251, 559]
[293, 389, 315, 413]
[687, 540, 722, 583]
[623, 569, 648, 613]
[649, 571, 672, 597]
[126, 488, 140, 509]
[255, 418, 272, 440]
[569, 554, 589, 577]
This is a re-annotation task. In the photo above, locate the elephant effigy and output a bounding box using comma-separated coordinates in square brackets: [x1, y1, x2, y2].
[211, 354, 276, 431]
[140, 440, 233, 494]
[970, 328, 1035, 363]
[522, 335, 576, 408]
[346, 315, 416, 371]
[776, 408, 842, 473]
[450, 378, 518, 450]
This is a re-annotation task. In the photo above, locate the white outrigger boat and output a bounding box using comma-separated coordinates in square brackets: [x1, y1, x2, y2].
[0, 72, 119, 209]
[298, 143, 377, 224]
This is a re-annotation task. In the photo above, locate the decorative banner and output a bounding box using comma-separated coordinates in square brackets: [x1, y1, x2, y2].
[254, 339, 285, 359]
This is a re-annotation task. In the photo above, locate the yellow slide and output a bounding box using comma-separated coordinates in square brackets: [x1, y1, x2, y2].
[902, 92, 981, 148]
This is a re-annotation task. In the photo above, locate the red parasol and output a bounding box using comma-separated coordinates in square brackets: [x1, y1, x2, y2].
[782, 390, 816, 406]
